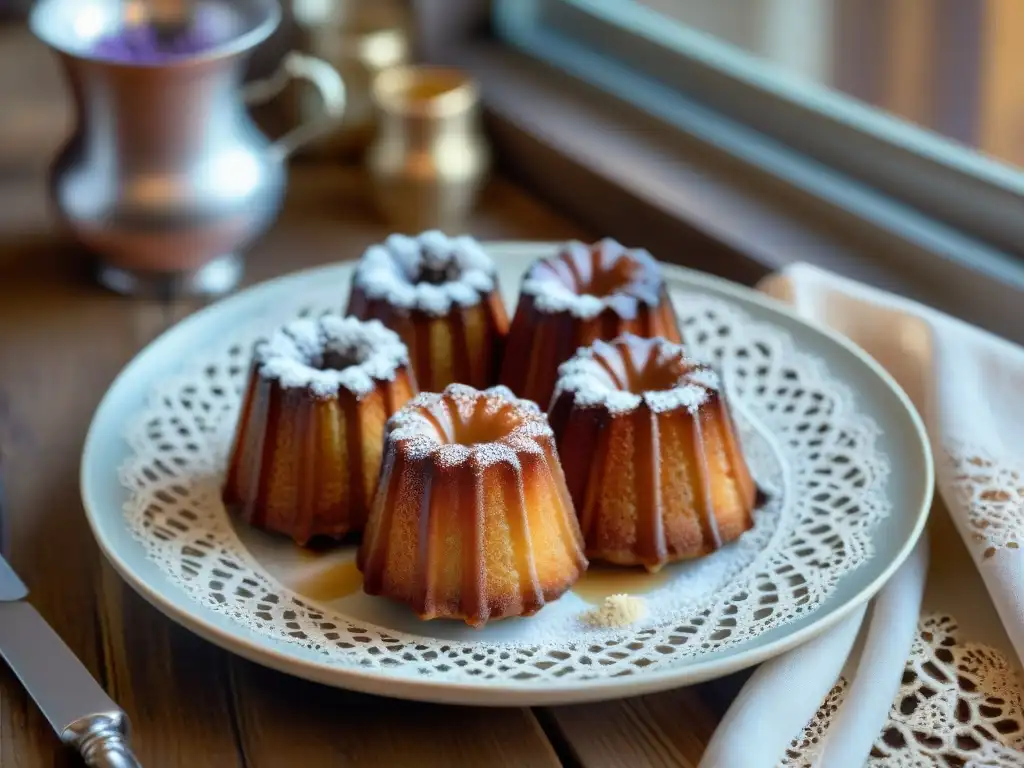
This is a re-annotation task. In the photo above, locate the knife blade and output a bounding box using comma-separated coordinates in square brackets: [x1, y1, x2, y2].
[0, 469, 8, 557]
[0, 551, 142, 767]
[0, 551, 28, 600]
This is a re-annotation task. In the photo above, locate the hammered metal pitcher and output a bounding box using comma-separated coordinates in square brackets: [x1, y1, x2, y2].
[30, 0, 346, 295]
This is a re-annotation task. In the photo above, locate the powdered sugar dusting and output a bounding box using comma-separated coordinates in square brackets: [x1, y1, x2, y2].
[526, 283, 605, 318]
[477, 442, 521, 467]
[256, 315, 409, 398]
[387, 384, 554, 468]
[553, 334, 720, 415]
[503, 419, 548, 456]
[644, 384, 711, 413]
[521, 238, 664, 319]
[390, 432, 439, 462]
[555, 374, 642, 413]
[653, 338, 687, 365]
[685, 366, 720, 391]
[352, 231, 497, 316]
[436, 443, 473, 466]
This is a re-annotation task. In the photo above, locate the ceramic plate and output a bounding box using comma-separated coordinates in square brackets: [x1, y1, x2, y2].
[81, 242, 933, 705]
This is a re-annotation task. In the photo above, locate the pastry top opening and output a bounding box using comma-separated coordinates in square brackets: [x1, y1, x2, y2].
[316, 348, 359, 372]
[554, 334, 720, 415]
[446, 404, 524, 447]
[353, 231, 497, 316]
[521, 239, 665, 319]
[387, 384, 554, 467]
[256, 315, 409, 398]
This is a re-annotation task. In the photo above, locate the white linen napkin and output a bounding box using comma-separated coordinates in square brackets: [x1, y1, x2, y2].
[761, 263, 1024, 665]
[811, 536, 929, 768]
[699, 539, 927, 768]
[701, 262, 1024, 767]
[698, 606, 866, 768]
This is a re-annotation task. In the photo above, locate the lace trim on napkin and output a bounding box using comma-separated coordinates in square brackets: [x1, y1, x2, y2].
[944, 447, 1024, 559]
[781, 613, 1024, 767]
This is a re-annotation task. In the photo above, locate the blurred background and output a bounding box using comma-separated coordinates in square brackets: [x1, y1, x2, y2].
[5, 0, 1024, 174]
[0, 0, 414, 269]
[2, 0, 1023, 294]
[638, 0, 1024, 167]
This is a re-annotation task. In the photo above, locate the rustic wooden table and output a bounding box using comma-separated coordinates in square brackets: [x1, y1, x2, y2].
[0, 27, 748, 768]
[0, 167, 748, 768]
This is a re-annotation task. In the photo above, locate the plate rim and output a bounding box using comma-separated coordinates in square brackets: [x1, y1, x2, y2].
[80, 242, 935, 706]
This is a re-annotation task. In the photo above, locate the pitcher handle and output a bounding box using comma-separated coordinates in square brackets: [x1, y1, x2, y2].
[243, 52, 346, 159]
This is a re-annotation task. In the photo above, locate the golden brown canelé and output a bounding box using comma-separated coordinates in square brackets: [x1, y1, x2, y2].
[223, 316, 417, 545]
[347, 231, 509, 392]
[357, 384, 587, 627]
[547, 334, 756, 571]
[499, 239, 681, 409]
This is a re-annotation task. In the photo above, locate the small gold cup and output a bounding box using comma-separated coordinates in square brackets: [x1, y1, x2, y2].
[366, 66, 490, 232]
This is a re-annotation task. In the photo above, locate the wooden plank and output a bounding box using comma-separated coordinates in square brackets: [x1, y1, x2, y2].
[229, 658, 561, 768]
[543, 688, 721, 768]
[91, 295, 247, 768]
[0, 276, 245, 766]
[0, 27, 70, 172]
[97, 565, 246, 768]
[0, 268, 156, 766]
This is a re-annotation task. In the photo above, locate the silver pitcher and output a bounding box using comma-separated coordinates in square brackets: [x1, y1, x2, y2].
[30, 0, 346, 296]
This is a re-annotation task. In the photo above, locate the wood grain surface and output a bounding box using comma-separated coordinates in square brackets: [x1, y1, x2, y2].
[0, 26, 738, 768]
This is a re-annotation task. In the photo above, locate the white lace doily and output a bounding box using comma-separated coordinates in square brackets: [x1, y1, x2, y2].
[117, 282, 893, 683]
[944, 447, 1024, 559]
[782, 613, 1024, 767]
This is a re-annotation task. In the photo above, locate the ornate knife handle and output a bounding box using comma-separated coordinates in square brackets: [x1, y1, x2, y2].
[62, 712, 142, 768]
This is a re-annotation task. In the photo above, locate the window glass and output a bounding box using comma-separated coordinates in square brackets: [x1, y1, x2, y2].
[633, 0, 1024, 168]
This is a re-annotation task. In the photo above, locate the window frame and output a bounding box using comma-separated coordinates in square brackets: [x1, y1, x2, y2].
[494, 0, 1024, 262]
[411, 0, 1024, 343]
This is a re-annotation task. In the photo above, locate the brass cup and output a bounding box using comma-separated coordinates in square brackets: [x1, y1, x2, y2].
[366, 66, 490, 232]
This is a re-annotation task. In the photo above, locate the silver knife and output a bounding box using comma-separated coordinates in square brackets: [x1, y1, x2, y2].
[0, 553, 142, 767]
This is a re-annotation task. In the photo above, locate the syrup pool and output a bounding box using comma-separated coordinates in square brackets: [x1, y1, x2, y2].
[293, 558, 364, 603]
[571, 563, 673, 605]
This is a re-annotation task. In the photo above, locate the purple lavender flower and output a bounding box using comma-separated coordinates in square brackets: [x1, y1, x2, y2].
[90, 4, 231, 63]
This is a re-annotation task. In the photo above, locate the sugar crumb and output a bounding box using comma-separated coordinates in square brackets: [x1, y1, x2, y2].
[583, 594, 647, 628]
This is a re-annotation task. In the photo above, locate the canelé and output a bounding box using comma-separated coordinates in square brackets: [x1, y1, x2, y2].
[547, 334, 756, 571]
[347, 231, 508, 391]
[500, 239, 680, 408]
[223, 315, 417, 544]
[357, 384, 587, 626]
